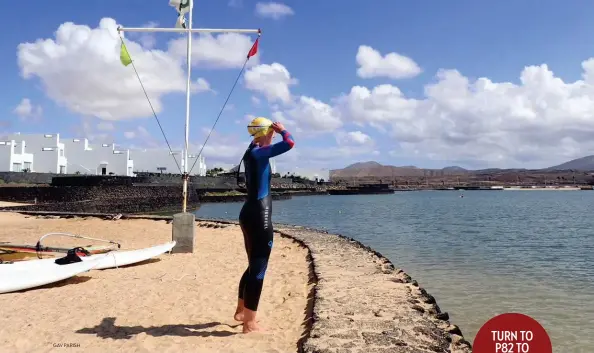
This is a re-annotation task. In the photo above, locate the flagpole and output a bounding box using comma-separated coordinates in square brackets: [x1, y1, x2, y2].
[117, 8, 260, 215]
[181, 1, 193, 213]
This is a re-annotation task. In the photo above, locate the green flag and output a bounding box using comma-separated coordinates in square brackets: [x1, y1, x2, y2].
[120, 42, 132, 66]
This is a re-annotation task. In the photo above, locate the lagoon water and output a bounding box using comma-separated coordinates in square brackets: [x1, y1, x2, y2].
[195, 191, 594, 353]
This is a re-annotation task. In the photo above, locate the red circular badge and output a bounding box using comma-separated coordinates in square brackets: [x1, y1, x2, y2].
[473, 313, 552, 353]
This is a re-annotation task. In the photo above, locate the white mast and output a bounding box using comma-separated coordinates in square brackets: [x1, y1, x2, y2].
[117, 1, 260, 213]
[182, 0, 193, 213]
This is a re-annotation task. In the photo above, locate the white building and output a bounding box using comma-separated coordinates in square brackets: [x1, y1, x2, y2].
[4, 133, 67, 173]
[191, 154, 207, 176]
[63, 138, 134, 176]
[0, 132, 209, 177]
[130, 149, 207, 176]
[0, 138, 34, 172]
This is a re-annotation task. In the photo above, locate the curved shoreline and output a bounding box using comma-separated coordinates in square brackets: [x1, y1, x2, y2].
[207, 218, 473, 353]
[3, 210, 473, 352]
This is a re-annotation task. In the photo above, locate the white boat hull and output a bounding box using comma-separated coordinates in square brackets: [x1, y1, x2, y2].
[0, 255, 107, 294]
[80, 241, 176, 270]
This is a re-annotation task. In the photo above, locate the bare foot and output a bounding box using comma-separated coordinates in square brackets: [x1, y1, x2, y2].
[242, 320, 265, 333]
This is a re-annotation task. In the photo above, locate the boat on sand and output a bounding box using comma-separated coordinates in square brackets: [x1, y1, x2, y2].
[0, 254, 107, 294]
[0, 243, 115, 257]
[79, 241, 176, 270]
[0, 240, 176, 294]
[0, 232, 120, 259]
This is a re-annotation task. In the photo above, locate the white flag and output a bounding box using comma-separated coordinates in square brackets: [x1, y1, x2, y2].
[169, 0, 192, 28]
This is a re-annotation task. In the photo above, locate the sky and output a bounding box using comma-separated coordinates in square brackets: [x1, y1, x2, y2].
[4, 0, 594, 178]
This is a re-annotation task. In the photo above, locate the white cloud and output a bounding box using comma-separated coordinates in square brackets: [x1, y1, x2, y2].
[124, 126, 155, 146]
[17, 18, 248, 123]
[284, 96, 342, 133]
[275, 142, 377, 174]
[22, 18, 594, 171]
[255, 2, 295, 20]
[190, 132, 251, 167]
[73, 117, 110, 143]
[133, 21, 159, 49]
[168, 33, 260, 69]
[336, 59, 594, 167]
[244, 63, 297, 103]
[17, 18, 188, 121]
[247, 53, 594, 169]
[267, 111, 299, 134]
[356, 45, 421, 80]
[251, 96, 261, 105]
[191, 77, 214, 94]
[13, 98, 42, 121]
[335, 84, 417, 126]
[336, 131, 372, 145]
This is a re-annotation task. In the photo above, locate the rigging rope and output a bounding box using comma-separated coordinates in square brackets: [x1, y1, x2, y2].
[35, 232, 121, 259]
[118, 31, 260, 177]
[118, 34, 183, 174]
[188, 61, 251, 173]
[188, 32, 261, 175]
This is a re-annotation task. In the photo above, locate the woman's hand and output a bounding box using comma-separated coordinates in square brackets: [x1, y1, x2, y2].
[271, 122, 286, 132]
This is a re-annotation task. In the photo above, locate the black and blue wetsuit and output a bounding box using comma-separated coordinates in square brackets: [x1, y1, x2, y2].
[238, 129, 295, 311]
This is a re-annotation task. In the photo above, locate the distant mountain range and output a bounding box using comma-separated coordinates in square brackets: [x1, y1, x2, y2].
[329, 155, 594, 178]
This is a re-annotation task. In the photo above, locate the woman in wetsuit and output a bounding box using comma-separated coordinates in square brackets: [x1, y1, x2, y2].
[233, 117, 295, 333]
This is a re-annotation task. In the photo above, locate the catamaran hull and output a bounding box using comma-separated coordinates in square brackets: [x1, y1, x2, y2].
[0, 255, 107, 294]
[80, 241, 176, 270]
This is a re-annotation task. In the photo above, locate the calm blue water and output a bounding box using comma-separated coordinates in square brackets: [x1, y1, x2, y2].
[195, 191, 594, 353]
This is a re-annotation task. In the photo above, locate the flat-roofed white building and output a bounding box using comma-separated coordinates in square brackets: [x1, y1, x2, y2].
[4, 133, 66, 173]
[131, 149, 207, 176]
[63, 138, 134, 176]
[0, 139, 34, 172]
[0, 132, 212, 177]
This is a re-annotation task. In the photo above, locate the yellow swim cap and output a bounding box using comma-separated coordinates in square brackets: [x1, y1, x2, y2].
[247, 117, 273, 138]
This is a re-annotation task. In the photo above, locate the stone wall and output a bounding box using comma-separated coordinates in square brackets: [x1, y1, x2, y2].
[0, 172, 58, 184]
[0, 172, 309, 189]
[2, 199, 198, 214]
[51, 175, 146, 186]
[0, 186, 70, 203]
[0, 184, 199, 214]
[0, 185, 197, 203]
[136, 173, 292, 188]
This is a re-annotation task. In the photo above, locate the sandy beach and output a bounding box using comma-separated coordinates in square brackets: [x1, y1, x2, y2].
[0, 212, 310, 353]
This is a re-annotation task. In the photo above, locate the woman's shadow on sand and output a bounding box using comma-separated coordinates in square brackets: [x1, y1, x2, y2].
[76, 317, 240, 339]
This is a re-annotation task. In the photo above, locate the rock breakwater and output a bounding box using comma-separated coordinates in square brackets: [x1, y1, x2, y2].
[198, 217, 473, 353]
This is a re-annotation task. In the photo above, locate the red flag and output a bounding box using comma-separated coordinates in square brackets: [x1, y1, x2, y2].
[247, 37, 259, 59]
